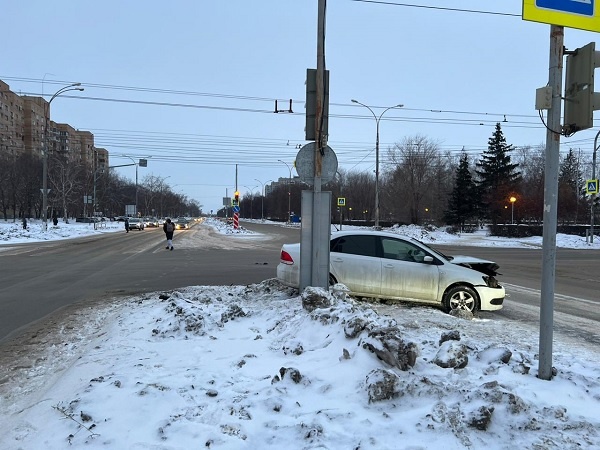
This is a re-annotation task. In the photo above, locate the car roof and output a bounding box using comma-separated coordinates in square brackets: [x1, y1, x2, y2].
[331, 229, 417, 242]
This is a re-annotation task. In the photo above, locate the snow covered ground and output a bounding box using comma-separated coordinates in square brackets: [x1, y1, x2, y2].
[0, 218, 598, 449]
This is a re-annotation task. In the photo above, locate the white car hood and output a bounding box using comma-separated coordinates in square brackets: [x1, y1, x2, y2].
[449, 255, 500, 276]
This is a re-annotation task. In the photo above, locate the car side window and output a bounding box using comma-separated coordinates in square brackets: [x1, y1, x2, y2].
[331, 235, 378, 257]
[380, 237, 427, 263]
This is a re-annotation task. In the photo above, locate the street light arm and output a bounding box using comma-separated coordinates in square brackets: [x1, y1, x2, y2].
[350, 99, 404, 229]
[48, 83, 84, 105]
[351, 99, 377, 121]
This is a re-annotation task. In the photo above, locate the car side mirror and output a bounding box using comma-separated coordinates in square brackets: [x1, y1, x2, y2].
[423, 256, 434, 263]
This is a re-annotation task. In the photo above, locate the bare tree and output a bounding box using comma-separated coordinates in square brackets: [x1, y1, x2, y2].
[385, 135, 441, 224]
[48, 154, 86, 222]
[513, 144, 545, 223]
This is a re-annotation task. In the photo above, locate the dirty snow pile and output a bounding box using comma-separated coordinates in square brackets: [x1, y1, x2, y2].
[1, 281, 598, 449]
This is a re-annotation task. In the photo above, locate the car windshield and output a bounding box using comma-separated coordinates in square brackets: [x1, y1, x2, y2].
[413, 238, 452, 261]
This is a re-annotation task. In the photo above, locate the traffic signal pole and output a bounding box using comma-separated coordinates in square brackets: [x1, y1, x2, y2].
[538, 25, 564, 381]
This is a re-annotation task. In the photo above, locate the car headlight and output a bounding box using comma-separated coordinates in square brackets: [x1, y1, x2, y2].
[482, 275, 499, 288]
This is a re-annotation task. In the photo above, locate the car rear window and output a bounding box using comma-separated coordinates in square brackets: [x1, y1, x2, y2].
[331, 235, 378, 257]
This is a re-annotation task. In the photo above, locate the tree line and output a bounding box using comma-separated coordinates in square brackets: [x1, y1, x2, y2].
[0, 152, 201, 222]
[235, 123, 598, 228]
[2, 123, 596, 226]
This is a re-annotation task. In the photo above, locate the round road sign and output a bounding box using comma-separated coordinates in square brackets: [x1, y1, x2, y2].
[295, 142, 338, 185]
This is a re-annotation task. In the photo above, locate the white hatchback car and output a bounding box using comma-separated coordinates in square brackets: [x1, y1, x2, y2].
[276, 230, 505, 313]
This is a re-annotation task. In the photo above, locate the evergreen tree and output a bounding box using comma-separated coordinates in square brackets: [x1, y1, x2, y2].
[558, 148, 584, 223]
[475, 123, 521, 224]
[444, 152, 478, 228]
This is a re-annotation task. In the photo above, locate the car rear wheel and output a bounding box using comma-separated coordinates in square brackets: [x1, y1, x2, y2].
[328, 274, 337, 286]
[443, 285, 479, 313]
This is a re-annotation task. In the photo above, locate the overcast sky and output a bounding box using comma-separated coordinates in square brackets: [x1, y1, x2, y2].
[3, 0, 599, 213]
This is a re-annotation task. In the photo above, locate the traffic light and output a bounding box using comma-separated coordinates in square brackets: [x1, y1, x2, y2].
[305, 68, 329, 141]
[563, 42, 600, 135]
[233, 191, 240, 206]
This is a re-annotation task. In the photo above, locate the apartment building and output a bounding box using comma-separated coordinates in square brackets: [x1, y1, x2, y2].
[0, 79, 107, 168]
[0, 80, 26, 157]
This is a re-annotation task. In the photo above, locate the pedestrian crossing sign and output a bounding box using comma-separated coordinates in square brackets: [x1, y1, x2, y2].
[337, 197, 346, 206]
[586, 179, 599, 194]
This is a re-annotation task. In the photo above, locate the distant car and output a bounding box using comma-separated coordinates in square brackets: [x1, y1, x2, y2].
[127, 218, 145, 231]
[144, 217, 159, 227]
[175, 220, 189, 230]
[276, 229, 505, 313]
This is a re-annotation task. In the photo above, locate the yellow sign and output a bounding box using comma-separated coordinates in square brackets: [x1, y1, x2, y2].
[523, 0, 600, 33]
[337, 197, 346, 206]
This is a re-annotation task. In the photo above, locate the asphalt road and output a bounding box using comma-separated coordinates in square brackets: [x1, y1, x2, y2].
[0, 221, 300, 343]
[431, 243, 600, 346]
[1, 223, 598, 347]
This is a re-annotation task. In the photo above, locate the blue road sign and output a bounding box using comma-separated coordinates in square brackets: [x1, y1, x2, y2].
[232, 205, 240, 213]
[586, 179, 599, 194]
[536, 0, 594, 17]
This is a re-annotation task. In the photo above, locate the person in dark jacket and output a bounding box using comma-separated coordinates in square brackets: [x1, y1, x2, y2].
[124, 217, 130, 233]
[163, 218, 175, 250]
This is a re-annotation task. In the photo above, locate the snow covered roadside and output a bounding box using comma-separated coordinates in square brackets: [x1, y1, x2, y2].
[0, 281, 598, 449]
[1, 218, 599, 449]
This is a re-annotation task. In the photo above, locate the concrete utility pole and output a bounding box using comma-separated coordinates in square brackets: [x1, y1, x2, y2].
[538, 25, 564, 381]
[311, 0, 330, 289]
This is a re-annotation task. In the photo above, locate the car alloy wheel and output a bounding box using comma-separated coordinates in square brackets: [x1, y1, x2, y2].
[444, 285, 479, 313]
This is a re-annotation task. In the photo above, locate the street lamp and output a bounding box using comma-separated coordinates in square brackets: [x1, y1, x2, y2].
[509, 196, 517, 224]
[278, 159, 293, 223]
[254, 179, 273, 221]
[243, 185, 258, 219]
[351, 99, 403, 229]
[159, 175, 171, 218]
[42, 82, 84, 231]
[591, 131, 599, 243]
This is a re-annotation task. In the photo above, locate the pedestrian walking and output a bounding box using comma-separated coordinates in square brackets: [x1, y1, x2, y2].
[22, 217, 27, 230]
[124, 217, 130, 233]
[163, 218, 175, 250]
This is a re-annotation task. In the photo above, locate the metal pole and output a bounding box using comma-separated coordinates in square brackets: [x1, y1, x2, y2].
[278, 160, 292, 222]
[351, 100, 403, 229]
[42, 83, 83, 231]
[511, 202, 514, 224]
[135, 164, 138, 216]
[539, 24, 564, 381]
[375, 119, 380, 228]
[591, 131, 599, 243]
[254, 179, 271, 221]
[42, 114, 49, 231]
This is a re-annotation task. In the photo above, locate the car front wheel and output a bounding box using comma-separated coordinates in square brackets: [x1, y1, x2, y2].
[443, 285, 479, 313]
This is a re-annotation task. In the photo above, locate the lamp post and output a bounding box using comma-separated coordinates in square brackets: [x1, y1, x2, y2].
[278, 159, 292, 223]
[243, 185, 258, 219]
[254, 179, 272, 221]
[42, 82, 84, 231]
[510, 196, 517, 224]
[159, 175, 171, 218]
[351, 99, 403, 229]
[591, 131, 599, 243]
